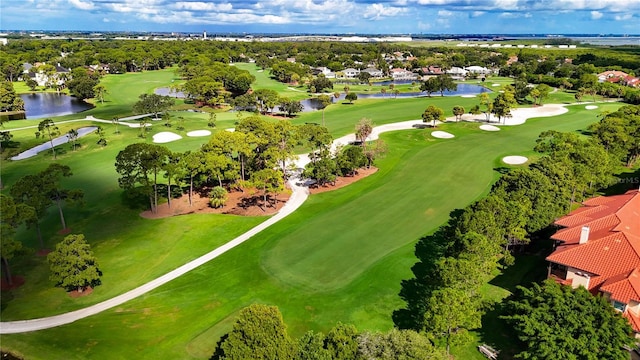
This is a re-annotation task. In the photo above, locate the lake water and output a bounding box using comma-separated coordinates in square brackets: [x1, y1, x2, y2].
[154, 87, 187, 98]
[20, 93, 93, 119]
[297, 83, 491, 111]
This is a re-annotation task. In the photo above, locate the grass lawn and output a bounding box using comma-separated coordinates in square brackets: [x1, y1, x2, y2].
[0, 99, 619, 359]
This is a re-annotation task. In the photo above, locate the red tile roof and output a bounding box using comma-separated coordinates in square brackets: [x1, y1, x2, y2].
[547, 190, 640, 330]
[600, 268, 640, 304]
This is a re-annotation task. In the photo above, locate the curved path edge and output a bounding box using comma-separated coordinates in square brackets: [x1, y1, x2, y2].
[0, 181, 309, 334]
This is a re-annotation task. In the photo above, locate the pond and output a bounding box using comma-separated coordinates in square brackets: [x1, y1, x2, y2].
[20, 93, 93, 119]
[296, 83, 491, 111]
[155, 87, 187, 98]
[11, 126, 98, 161]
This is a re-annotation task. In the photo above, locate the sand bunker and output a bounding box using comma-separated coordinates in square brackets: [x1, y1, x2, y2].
[492, 83, 501, 87]
[502, 156, 528, 165]
[153, 132, 182, 143]
[431, 131, 455, 139]
[187, 130, 212, 137]
[460, 94, 476, 98]
[585, 105, 598, 110]
[479, 125, 500, 131]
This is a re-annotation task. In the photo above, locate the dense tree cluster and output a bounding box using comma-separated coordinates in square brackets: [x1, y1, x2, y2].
[394, 106, 638, 354]
[0, 80, 24, 112]
[115, 117, 328, 213]
[66, 66, 100, 100]
[503, 280, 634, 359]
[213, 304, 448, 360]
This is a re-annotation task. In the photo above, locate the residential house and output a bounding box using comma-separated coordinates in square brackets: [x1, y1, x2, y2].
[598, 70, 629, 83]
[465, 66, 492, 75]
[342, 68, 360, 78]
[446, 66, 468, 78]
[546, 189, 640, 335]
[389, 68, 417, 81]
[361, 67, 384, 78]
[313, 67, 336, 79]
[24, 63, 71, 87]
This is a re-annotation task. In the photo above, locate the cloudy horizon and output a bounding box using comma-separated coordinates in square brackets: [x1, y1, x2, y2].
[1, 0, 639, 34]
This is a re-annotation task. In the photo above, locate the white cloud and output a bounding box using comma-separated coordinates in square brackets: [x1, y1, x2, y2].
[499, 12, 532, 18]
[471, 11, 485, 17]
[437, 10, 453, 17]
[68, 0, 95, 10]
[591, 10, 603, 19]
[614, 13, 633, 20]
[363, 4, 407, 20]
[172, 2, 233, 12]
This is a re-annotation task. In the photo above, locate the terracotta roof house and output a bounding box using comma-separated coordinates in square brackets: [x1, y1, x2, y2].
[546, 189, 640, 334]
[598, 70, 629, 83]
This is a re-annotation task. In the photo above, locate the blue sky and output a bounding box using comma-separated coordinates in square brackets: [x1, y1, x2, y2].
[1, 0, 639, 34]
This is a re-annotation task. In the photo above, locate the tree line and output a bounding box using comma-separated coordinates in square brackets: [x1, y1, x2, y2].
[211, 303, 448, 360]
[393, 104, 640, 356]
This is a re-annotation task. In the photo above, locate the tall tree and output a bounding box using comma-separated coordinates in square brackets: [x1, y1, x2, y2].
[317, 94, 332, 127]
[93, 84, 107, 104]
[424, 287, 481, 354]
[422, 105, 445, 128]
[0, 194, 34, 286]
[40, 164, 84, 231]
[435, 75, 457, 96]
[115, 143, 170, 213]
[492, 88, 517, 124]
[10, 174, 51, 249]
[345, 92, 358, 104]
[133, 93, 175, 120]
[452, 105, 465, 122]
[420, 77, 439, 97]
[251, 168, 284, 207]
[47, 234, 102, 293]
[503, 280, 635, 360]
[36, 118, 60, 159]
[355, 117, 374, 147]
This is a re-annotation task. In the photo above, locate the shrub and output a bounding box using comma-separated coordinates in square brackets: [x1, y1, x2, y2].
[209, 186, 228, 208]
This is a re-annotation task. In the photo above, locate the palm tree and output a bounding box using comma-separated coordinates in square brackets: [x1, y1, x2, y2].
[111, 116, 120, 134]
[67, 129, 78, 151]
[37, 119, 60, 160]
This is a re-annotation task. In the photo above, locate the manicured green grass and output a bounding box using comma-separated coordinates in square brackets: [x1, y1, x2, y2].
[233, 63, 312, 101]
[0, 100, 618, 359]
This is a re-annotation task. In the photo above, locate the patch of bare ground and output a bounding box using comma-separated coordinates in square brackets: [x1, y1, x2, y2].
[1, 276, 25, 291]
[140, 187, 292, 219]
[68, 287, 93, 298]
[309, 167, 378, 194]
[140, 167, 377, 219]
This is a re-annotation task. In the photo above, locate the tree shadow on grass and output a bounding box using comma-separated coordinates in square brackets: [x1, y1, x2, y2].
[477, 254, 549, 358]
[600, 167, 640, 196]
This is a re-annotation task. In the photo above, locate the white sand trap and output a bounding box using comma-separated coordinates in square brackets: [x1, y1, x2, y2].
[585, 105, 598, 110]
[153, 132, 182, 143]
[479, 125, 500, 131]
[461, 94, 476, 98]
[498, 104, 569, 126]
[492, 83, 501, 87]
[187, 130, 211, 137]
[431, 131, 455, 139]
[225, 128, 236, 132]
[503, 156, 528, 165]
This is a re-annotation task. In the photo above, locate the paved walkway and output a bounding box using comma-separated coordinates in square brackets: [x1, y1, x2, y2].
[0, 180, 309, 334]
